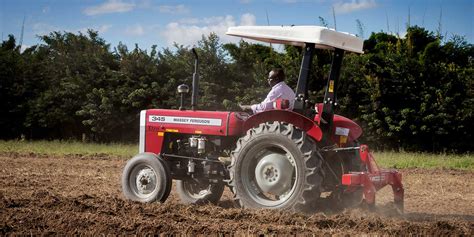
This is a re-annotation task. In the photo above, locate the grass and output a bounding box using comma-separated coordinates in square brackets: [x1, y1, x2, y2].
[374, 151, 473, 170]
[0, 140, 137, 158]
[0, 140, 472, 170]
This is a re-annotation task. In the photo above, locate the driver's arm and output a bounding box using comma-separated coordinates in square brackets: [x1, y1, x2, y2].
[250, 89, 279, 114]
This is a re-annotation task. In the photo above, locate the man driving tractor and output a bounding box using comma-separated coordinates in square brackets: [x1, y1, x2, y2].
[239, 68, 295, 114]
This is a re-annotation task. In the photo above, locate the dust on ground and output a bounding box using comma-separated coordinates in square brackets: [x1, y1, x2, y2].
[1, 153, 473, 235]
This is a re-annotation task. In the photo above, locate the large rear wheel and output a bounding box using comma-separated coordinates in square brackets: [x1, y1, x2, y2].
[229, 122, 323, 213]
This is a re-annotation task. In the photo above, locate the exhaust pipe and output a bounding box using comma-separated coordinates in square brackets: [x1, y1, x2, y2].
[191, 48, 199, 110]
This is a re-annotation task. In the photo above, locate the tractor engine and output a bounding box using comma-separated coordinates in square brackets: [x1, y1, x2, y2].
[138, 107, 245, 183]
[163, 134, 231, 183]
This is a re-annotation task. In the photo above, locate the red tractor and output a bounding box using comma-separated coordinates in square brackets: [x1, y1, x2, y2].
[121, 26, 404, 213]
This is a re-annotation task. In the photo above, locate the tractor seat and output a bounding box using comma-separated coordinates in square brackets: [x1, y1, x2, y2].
[273, 98, 291, 110]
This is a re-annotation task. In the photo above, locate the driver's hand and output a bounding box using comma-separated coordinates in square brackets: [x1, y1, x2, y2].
[239, 104, 253, 112]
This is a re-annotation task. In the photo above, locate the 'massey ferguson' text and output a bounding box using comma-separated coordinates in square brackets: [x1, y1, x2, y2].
[148, 115, 222, 126]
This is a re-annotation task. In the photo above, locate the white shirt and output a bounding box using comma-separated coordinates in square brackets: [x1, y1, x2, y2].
[251, 81, 296, 114]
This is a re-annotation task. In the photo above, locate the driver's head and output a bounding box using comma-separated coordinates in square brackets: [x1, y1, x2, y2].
[267, 68, 285, 87]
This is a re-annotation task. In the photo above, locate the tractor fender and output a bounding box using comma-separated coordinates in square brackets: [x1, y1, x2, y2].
[243, 110, 323, 141]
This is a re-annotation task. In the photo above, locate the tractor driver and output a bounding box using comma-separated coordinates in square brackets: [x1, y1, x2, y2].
[239, 68, 296, 114]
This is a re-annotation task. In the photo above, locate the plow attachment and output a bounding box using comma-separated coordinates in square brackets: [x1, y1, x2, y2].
[341, 145, 404, 213]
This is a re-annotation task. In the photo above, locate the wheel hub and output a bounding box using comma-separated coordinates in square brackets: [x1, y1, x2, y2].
[264, 166, 276, 179]
[136, 168, 156, 195]
[255, 153, 294, 196]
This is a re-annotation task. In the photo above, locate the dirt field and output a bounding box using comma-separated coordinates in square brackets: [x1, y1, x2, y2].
[1, 153, 473, 235]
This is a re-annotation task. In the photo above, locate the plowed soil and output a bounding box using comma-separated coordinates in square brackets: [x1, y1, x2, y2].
[1, 153, 473, 235]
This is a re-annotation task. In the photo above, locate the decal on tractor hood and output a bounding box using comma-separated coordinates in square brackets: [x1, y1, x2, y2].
[335, 127, 350, 136]
[148, 115, 222, 126]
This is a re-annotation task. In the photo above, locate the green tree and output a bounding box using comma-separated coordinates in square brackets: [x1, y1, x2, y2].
[0, 26, 471, 152]
[24, 30, 118, 139]
[0, 35, 24, 138]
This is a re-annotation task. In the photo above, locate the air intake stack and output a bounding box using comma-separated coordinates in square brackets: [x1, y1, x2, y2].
[191, 48, 199, 110]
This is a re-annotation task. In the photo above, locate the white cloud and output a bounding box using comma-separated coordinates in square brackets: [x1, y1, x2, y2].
[80, 25, 111, 34]
[32, 22, 59, 35]
[77, 25, 112, 34]
[83, 0, 135, 16]
[333, 0, 377, 14]
[160, 13, 256, 47]
[240, 13, 256, 26]
[97, 25, 112, 33]
[125, 24, 145, 36]
[178, 18, 200, 24]
[33, 23, 112, 36]
[158, 4, 189, 14]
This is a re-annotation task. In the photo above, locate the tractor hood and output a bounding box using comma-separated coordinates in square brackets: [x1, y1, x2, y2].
[226, 25, 363, 54]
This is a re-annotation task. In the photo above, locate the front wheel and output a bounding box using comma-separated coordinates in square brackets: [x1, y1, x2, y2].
[176, 179, 224, 204]
[121, 153, 172, 203]
[229, 122, 323, 213]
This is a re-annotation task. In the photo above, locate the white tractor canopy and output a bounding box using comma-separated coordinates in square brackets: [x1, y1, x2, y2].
[226, 25, 363, 54]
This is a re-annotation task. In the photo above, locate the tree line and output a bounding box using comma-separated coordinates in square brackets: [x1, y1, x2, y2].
[1, 26, 472, 152]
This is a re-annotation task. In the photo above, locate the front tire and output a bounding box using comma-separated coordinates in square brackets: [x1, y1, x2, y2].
[229, 122, 323, 213]
[121, 153, 172, 203]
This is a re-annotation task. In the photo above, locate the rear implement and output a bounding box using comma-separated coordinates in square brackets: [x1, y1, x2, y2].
[342, 145, 404, 212]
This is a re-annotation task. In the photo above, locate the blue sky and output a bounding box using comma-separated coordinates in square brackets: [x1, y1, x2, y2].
[1, 0, 473, 51]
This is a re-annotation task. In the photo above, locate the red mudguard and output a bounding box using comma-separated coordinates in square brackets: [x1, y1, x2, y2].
[243, 110, 323, 141]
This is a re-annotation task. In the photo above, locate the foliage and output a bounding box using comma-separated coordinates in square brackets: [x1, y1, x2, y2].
[0, 36, 24, 139]
[340, 27, 473, 152]
[0, 26, 472, 152]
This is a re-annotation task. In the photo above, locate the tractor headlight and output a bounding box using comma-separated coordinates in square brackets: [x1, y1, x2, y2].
[139, 110, 146, 153]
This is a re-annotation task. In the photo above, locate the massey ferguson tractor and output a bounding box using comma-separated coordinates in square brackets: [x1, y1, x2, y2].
[121, 25, 404, 213]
